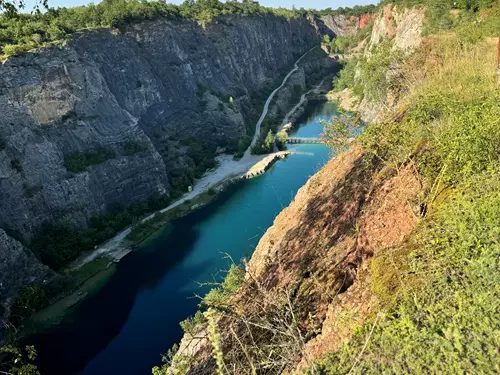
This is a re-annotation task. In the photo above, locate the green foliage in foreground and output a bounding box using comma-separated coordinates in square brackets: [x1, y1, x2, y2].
[316, 13, 500, 374]
[180, 310, 206, 335]
[315, 171, 500, 374]
[0, 345, 39, 375]
[202, 264, 245, 309]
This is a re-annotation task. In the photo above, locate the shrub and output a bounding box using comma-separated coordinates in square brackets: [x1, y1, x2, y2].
[202, 264, 245, 309]
[64, 148, 115, 173]
[276, 131, 288, 150]
[122, 141, 147, 156]
[23, 185, 43, 198]
[180, 310, 206, 334]
[32, 194, 171, 269]
[10, 159, 22, 173]
[2, 43, 34, 56]
[9, 284, 47, 326]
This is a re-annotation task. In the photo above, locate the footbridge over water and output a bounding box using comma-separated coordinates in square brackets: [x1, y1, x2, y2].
[287, 137, 356, 145]
[287, 137, 323, 144]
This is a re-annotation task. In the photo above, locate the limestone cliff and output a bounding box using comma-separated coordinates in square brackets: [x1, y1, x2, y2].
[359, 5, 424, 122]
[0, 15, 324, 244]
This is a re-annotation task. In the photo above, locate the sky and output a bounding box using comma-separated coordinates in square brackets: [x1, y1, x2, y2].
[22, 0, 377, 12]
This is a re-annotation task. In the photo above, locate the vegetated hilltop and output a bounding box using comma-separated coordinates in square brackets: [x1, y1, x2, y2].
[163, 2, 500, 374]
[0, 0, 374, 346]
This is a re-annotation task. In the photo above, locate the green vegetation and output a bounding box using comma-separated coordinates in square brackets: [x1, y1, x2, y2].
[180, 310, 206, 335]
[331, 59, 363, 98]
[0, 345, 39, 375]
[32, 194, 170, 270]
[251, 129, 275, 154]
[227, 135, 252, 160]
[202, 264, 245, 309]
[276, 131, 288, 150]
[316, 4, 500, 373]
[122, 141, 147, 156]
[318, 4, 378, 17]
[10, 158, 22, 173]
[64, 148, 115, 173]
[0, 0, 313, 59]
[8, 256, 111, 328]
[380, 0, 500, 34]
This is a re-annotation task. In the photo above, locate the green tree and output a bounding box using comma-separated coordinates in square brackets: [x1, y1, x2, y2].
[276, 131, 288, 150]
[0, 345, 40, 375]
[264, 129, 274, 152]
[321, 112, 361, 155]
[321, 34, 331, 44]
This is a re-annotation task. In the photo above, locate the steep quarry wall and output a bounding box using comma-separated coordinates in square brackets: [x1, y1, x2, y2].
[0, 15, 321, 243]
[0, 14, 332, 331]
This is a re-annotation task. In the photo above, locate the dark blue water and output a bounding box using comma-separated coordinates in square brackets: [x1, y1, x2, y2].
[29, 100, 338, 375]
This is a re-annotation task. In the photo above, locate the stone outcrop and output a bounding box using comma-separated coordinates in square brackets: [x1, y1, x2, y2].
[369, 5, 424, 52]
[359, 5, 424, 123]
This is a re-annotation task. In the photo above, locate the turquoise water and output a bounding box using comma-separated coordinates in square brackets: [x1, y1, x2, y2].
[289, 100, 339, 138]
[29, 100, 337, 375]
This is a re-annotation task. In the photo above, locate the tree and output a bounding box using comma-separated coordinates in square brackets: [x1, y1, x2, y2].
[0, 0, 47, 15]
[276, 131, 288, 150]
[321, 34, 331, 44]
[332, 38, 344, 55]
[0, 345, 40, 375]
[263, 130, 274, 152]
[320, 112, 361, 155]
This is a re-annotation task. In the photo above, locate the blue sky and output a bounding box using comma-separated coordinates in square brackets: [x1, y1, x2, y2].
[22, 0, 376, 12]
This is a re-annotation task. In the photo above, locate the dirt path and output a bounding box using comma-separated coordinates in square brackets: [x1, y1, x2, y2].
[245, 47, 317, 157]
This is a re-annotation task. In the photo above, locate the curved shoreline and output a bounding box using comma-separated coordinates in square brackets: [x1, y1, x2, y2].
[71, 47, 319, 270]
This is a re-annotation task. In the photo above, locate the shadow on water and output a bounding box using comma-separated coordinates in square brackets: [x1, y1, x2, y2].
[30, 184, 243, 375]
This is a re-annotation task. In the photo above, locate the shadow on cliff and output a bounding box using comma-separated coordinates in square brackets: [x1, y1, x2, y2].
[260, 152, 381, 312]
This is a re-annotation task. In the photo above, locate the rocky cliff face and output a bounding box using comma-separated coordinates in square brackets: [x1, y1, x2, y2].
[359, 5, 424, 123]
[0, 15, 322, 243]
[0, 229, 53, 339]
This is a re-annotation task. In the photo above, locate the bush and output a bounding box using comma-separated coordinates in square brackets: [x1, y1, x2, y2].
[10, 159, 22, 173]
[276, 131, 288, 150]
[122, 141, 147, 156]
[23, 184, 43, 198]
[64, 148, 115, 173]
[202, 264, 245, 309]
[8, 284, 47, 326]
[2, 43, 34, 56]
[180, 310, 206, 334]
[332, 59, 363, 97]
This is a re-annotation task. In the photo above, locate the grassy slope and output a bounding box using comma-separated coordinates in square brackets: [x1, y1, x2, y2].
[312, 7, 500, 374]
